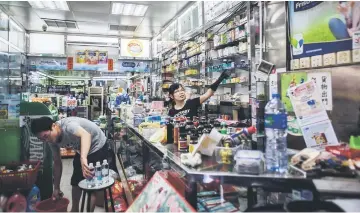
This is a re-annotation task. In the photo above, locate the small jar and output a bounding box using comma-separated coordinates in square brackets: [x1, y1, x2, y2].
[178, 134, 188, 152]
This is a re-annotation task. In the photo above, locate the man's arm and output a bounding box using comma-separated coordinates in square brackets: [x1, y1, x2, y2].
[51, 145, 62, 190]
[71, 126, 92, 178]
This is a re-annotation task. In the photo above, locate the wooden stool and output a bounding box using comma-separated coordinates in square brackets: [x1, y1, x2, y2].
[78, 177, 115, 212]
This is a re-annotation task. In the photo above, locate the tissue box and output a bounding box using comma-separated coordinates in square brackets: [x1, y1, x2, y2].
[311, 55, 323, 67]
[337, 50, 351, 64]
[323, 53, 336, 66]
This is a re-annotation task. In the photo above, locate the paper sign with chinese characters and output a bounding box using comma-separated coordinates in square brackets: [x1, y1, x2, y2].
[288, 81, 328, 127]
[67, 57, 73, 70]
[308, 71, 332, 111]
[288, 81, 338, 150]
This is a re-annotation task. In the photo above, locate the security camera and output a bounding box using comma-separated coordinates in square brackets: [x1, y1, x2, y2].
[42, 24, 48, 31]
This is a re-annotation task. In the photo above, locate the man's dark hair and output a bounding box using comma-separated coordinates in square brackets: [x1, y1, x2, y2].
[30, 117, 55, 135]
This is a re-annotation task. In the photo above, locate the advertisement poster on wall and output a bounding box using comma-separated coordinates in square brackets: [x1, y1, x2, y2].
[120, 39, 150, 58]
[29, 50, 114, 72]
[280, 72, 307, 112]
[289, 1, 359, 60]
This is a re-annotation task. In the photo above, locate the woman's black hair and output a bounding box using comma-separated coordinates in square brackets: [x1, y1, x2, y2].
[169, 83, 183, 95]
[168, 83, 184, 107]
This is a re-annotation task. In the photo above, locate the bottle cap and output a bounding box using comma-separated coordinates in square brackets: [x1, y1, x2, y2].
[96, 161, 101, 166]
[89, 163, 94, 167]
[247, 126, 257, 134]
[103, 159, 108, 164]
[272, 94, 280, 98]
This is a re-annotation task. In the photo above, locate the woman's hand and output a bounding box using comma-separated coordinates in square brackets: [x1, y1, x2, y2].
[80, 157, 92, 179]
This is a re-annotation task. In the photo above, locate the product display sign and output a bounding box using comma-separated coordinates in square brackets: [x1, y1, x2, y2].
[47, 85, 71, 94]
[29, 50, 113, 72]
[280, 72, 307, 112]
[126, 171, 195, 212]
[288, 81, 338, 149]
[120, 39, 150, 58]
[119, 60, 150, 72]
[289, 1, 358, 59]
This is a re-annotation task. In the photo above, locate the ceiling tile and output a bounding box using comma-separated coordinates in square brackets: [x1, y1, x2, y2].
[4, 5, 34, 17]
[73, 11, 109, 23]
[12, 15, 45, 31]
[76, 21, 108, 32]
[145, 6, 178, 18]
[34, 9, 75, 20]
[0, 1, 31, 7]
[140, 17, 164, 27]
[109, 15, 143, 26]
[68, 1, 111, 14]
[136, 25, 161, 35]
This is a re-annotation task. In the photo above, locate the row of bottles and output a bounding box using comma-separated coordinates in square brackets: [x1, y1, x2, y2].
[87, 159, 110, 188]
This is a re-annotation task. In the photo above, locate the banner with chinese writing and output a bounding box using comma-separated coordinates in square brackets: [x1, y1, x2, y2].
[307, 71, 332, 110]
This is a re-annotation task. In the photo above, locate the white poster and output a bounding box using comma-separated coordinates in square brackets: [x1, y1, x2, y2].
[288, 80, 339, 150]
[308, 71, 333, 111]
[288, 81, 328, 126]
[120, 39, 150, 58]
[301, 120, 338, 149]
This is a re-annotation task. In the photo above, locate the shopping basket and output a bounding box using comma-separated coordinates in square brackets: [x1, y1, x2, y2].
[35, 198, 70, 212]
[0, 161, 40, 191]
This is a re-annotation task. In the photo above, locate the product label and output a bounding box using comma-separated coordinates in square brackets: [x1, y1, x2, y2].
[264, 113, 287, 129]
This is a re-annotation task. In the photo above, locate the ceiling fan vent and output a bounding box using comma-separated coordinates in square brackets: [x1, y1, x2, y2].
[109, 25, 137, 32]
[43, 19, 78, 29]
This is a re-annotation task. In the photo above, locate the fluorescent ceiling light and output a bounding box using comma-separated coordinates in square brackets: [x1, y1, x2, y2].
[112, 3, 148, 16]
[28, 1, 69, 11]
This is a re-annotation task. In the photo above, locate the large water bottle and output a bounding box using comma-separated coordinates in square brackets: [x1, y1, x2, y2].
[87, 163, 95, 188]
[95, 161, 103, 186]
[102, 159, 109, 183]
[264, 94, 288, 174]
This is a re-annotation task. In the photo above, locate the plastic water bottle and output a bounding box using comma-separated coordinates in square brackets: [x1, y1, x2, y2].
[87, 163, 95, 188]
[264, 94, 288, 174]
[102, 159, 109, 183]
[95, 161, 103, 186]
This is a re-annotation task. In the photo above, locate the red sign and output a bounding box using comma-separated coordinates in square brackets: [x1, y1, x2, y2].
[67, 57, 73, 70]
[108, 58, 113, 71]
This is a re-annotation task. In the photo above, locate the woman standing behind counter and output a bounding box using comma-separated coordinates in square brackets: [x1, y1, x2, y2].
[168, 70, 231, 118]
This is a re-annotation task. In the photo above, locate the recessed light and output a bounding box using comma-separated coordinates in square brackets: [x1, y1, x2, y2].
[112, 3, 148, 16]
[28, 1, 69, 11]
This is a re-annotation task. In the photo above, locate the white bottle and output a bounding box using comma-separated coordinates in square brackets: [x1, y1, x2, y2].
[87, 163, 95, 188]
[102, 159, 109, 183]
[95, 161, 103, 186]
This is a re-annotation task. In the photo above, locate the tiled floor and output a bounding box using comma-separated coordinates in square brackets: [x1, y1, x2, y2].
[61, 158, 105, 212]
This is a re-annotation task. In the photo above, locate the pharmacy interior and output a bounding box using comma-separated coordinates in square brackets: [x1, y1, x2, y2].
[1, 1, 360, 212]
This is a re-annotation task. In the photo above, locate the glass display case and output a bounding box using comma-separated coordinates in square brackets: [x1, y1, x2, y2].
[115, 121, 360, 212]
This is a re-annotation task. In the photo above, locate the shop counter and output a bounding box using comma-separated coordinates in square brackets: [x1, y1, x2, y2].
[116, 121, 360, 210]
